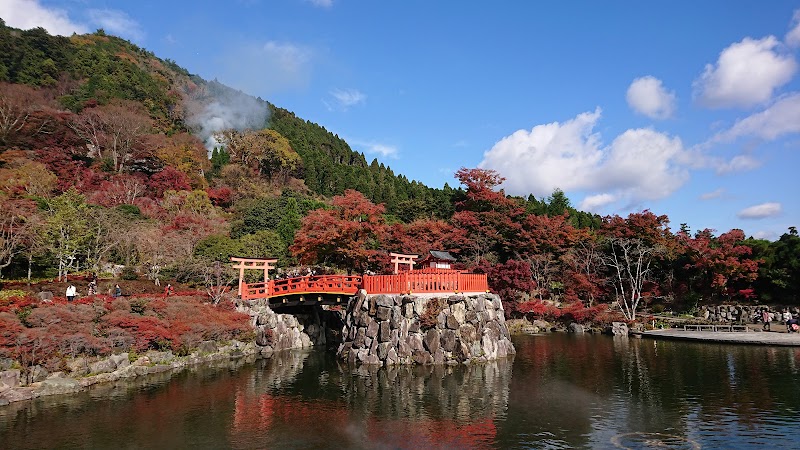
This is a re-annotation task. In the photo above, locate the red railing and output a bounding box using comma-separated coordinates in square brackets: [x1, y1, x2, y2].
[241, 275, 362, 300]
[240, 272, 488, 299]
[362, 271, 488, 295]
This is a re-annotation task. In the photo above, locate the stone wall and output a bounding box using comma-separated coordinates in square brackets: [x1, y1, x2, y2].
[338, 291, 515, 366]
[698, 305, 796, 323]
[241, 299, 344, 357]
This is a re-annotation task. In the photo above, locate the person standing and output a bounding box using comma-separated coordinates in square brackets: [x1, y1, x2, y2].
[762, 309, 772, 331]
[164, 283, 174, 297]
[66, 284, 76, 302]
[113, 284, 122, 298]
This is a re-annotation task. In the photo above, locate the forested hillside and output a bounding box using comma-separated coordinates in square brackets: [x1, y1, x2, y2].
[1, 20, 798, 318]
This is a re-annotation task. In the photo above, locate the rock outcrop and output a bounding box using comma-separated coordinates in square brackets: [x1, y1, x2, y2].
[241, 299, 343, 357]
[338, 291, 515, 366]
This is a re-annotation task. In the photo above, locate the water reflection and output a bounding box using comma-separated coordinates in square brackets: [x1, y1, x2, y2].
[500, 334, 800, 449]
[230, 350, 512, 448]
[3, 335, 800, 449]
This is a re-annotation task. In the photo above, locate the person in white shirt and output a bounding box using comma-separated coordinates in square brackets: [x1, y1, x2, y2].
[66, 284, 76, 302]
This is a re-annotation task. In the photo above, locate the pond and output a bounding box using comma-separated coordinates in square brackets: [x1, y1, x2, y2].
[2, 334, 800, 449]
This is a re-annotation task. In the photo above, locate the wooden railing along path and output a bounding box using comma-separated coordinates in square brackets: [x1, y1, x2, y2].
[240, 275, 362, 300]
[362, 270, 488, 295]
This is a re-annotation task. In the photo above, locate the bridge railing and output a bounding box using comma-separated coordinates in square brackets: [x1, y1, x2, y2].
[271, 275, 362, 296]
[241, 275, 362, 300]
[240, 272, 488, 299]
[362, 271, 488, 295]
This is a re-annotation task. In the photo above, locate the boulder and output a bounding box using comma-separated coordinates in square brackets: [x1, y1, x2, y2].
[89, 358, 116, 375]
[28, 365, 48, 383]
[376, 295, 394, 308]
[256, 328, 272, 346]
[390, 307, 402, 328]
[609, 322, 629, 336]
[377, 342, 390, 360]
[379, 322, 391, 342]
[385, 347, 398, 365]
[568, 323, 585, 334]
[33, 377, 82, 397]
[0, 387, 33, 403]
[353, 327, 367, 349]
[458, 324, 477, 342]
[423, 329, 440, 354]
[440, 329, 457, 352]
[37, 291, 54, 302]
[198, 341, 218, 354]
[376, 306, 391, 321]
[445, 314, 459, 330]
[366, 320, 379, 338]
[145, 351, 174, 365]
[109, 353, 130, 369]
[0, 369, 21, 389]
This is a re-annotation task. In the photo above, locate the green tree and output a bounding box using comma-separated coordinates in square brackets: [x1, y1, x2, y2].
[44, 189, 92, 281]
[277, 197, 301, 248]
[239, 230, 288, 266]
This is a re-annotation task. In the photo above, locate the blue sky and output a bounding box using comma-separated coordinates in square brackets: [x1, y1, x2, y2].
[3, 0, 800, 240]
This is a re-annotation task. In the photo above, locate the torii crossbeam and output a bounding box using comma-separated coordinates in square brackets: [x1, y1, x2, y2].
[230, 257, 278, 296]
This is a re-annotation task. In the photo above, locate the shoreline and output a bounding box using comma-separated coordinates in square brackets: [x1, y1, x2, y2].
[0, 341, 260, 406]
[632, 329, 800, 346]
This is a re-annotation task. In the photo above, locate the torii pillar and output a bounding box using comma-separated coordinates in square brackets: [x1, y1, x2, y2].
[389, 252, 418, 274]
[230, 257, 278, 296]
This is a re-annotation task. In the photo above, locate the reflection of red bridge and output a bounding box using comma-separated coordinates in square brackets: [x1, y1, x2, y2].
[233, 257, 489, 309]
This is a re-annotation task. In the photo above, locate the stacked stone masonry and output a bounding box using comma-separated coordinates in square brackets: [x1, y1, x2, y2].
[338, 291, 516, 366]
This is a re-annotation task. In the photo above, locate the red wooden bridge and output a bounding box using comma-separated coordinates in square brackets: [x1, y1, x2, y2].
[240, 275, 363, 307]
[238, 269, 489, 309]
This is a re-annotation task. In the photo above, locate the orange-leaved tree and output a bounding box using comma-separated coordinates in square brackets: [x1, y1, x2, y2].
[290, 189, 387, 273]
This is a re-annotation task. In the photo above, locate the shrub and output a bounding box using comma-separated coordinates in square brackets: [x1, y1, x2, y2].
[121, 266, 139, 280]
[419, 298, 445, 330]
[0, 291, 252, 366]
[0, 289, 27, 301]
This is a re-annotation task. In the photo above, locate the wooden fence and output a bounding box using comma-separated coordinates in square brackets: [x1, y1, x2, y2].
[362, 271, 488, 295]
[239, 272, 489, 299]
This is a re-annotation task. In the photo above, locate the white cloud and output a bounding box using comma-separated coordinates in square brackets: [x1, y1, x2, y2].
[328, 88, 366, 110]
[479, 109, 690, 207]
[88, 9, 145, 42]
[579, 193, 616, 212]
[700, 188, 725, 200]
[694, 36, 797, 108]
[737, 202, 782, 219]
[350, 139, 398, 158]
[0, 0, 88, 35]
[480, 109, 604, 196]
[626, 76, 676, 119]
[712, 93, 800, 142]
[218, 40, 312, 95]
[787, 10, 800, 47]
[715, 154, 761, 174]
[752, 230, 778, 240]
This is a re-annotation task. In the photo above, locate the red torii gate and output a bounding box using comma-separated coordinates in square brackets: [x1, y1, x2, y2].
[389, 252, 418, 274]
[230, 257, 277, 296]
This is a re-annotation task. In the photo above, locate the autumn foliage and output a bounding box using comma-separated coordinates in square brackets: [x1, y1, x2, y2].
[0, 293, 252, 371]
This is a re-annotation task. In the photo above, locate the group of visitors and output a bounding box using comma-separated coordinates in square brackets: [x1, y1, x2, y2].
[759, 308, 799, 332]
[65, 279, 122, 301]
[275, 267, 320, 280]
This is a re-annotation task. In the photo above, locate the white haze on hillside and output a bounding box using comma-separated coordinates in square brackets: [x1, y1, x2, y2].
[185, 80, 270, 153]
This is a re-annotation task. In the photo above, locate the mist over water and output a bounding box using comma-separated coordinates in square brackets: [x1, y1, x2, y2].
[184, 80, 270, 152]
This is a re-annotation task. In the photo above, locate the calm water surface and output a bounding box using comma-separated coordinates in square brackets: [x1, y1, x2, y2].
[3, 334, 800, 449]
